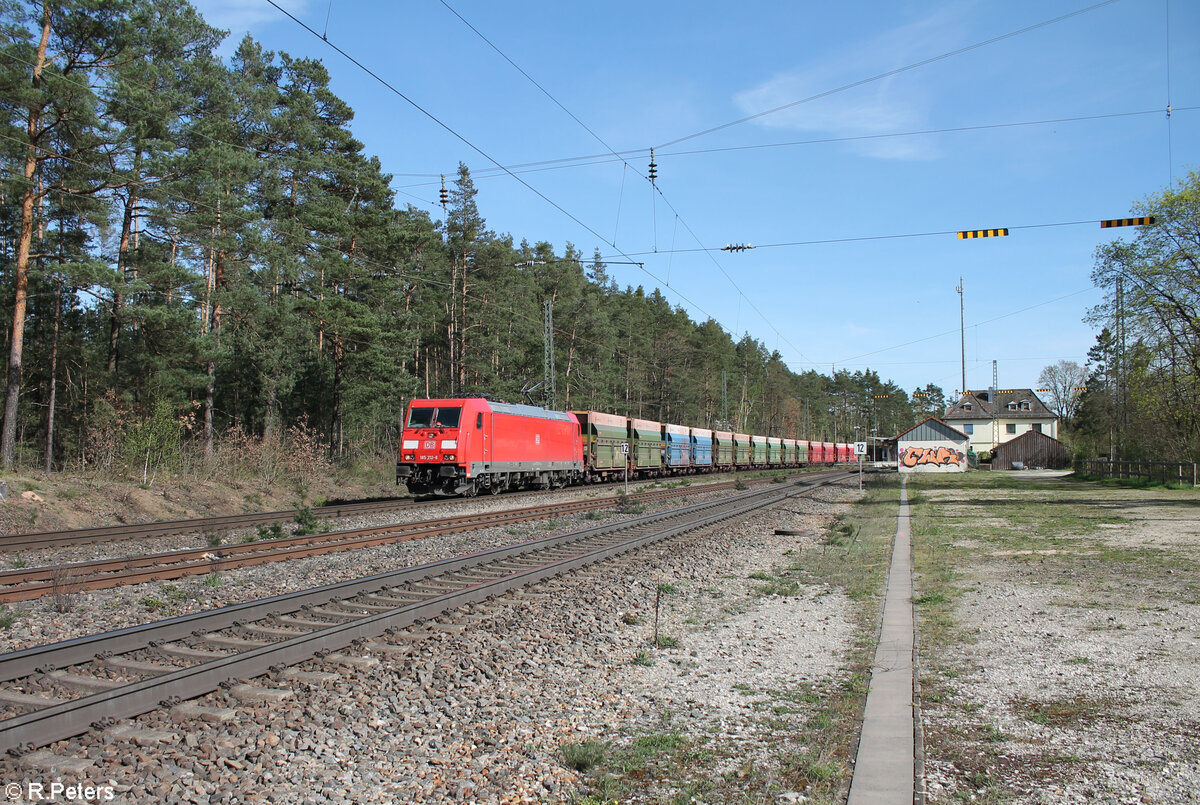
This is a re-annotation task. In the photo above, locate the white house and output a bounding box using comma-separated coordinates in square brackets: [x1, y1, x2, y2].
[942, 389, 1059, 456]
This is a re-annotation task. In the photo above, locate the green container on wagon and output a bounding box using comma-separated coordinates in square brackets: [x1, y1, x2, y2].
[796, 439, 810, 464]
[782, 438, 797, 465]
[572, 410, 629, 474]
[750, 435, 768, 466]
[712, 430, 734, 467]
[628, 417, 664, 472]
[767, 437, 783, 465]
[732, 433, 751, 466]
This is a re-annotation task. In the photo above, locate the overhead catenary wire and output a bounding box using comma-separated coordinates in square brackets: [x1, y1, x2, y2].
[435, 1, 811, 363]
[263, 0, 720, 331]
[0, 129, 448, 291]
[386, 105, 1199, 190]
[600, 218, 1106, 259]
[0, 48, 443, 206]
[654, 0, 1123, 149]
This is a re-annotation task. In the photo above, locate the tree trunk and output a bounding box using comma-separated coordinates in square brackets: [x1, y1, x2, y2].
[44, 274, 62, 474]
[1, 2, 50, 470]
[108, 185, 137, 384]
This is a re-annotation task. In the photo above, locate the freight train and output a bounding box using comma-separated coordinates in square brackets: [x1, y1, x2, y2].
[397, 396, 855, 497]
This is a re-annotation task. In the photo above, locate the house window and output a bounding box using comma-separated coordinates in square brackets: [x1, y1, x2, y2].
[1006, 402, 1017, 411]
[1032, 423, 1042, 433]
[963, 424, 974, 434]
[1020, 400, 1031, 411]
[963, 402, 972, 411]
[1006, 423, 1017, 434]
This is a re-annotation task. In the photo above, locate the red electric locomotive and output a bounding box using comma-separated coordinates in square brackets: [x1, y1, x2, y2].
[397, 397, 582, 496]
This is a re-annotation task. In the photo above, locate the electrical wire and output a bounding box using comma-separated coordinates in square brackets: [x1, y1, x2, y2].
[0, 129, 448, 290]
[405, 106, 1194, 183]
[599, 219, 1106, 259]
[833, 286, 1099, 365]
[655, 0, 1123, 149]
[263, 0, 718, 329]
[435, 0, 811, 362]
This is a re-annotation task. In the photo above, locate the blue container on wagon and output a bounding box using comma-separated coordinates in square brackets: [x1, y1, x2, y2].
[662, 423, 692, 469]
[690, 427, 713, 468]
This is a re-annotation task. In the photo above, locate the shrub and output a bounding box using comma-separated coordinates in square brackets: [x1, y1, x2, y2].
[562, 740, 607, 772]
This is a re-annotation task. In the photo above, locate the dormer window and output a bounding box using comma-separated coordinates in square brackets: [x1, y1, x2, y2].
[963, 402, 973, 411]
[1020, 400, 1031, 411]
[1007, 402, 1017, 411]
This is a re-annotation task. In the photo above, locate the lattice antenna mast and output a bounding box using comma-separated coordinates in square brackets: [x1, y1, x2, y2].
[956, 277, 965, 394]
[543, 298, 557, 411]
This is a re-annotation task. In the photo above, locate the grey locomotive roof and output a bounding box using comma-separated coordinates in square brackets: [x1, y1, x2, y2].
[488, 401, 574, 422]
[896, 417, 969, 442]
[943, 389, 1055, 420]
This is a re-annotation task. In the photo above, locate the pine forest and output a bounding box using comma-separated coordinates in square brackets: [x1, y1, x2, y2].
[1, 1, 1194, 485]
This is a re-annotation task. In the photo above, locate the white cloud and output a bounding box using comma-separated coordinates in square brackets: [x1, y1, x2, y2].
[733, 5, 969, 161]
[191, 0, 309, 44]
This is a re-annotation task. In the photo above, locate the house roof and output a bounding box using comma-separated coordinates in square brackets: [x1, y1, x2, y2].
[943, 388, 1056, 421]
[896, 416, 969, 442]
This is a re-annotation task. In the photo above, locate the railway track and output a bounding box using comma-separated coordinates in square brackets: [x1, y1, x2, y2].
[0, 497, 420, 554]
[0, 471, 849, 756]
[0, 472, 790, 555]
[0, 479, 754, 603]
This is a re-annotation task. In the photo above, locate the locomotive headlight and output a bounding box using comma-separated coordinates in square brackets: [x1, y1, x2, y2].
[440, 440, 457, 449]
[403, 454, 415, 460]
[402, 440, 418, 449]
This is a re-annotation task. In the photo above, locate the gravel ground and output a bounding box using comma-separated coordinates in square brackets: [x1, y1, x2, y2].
[0, 480, 737, 655]
[0, 477, 863, 803]
[916, 472, 1200, 805]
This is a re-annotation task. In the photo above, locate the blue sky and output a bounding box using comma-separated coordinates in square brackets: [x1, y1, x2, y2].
[192, 0, 1198, 399]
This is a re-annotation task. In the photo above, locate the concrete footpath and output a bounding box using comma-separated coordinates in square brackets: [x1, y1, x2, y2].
[846, 476, 918, 804]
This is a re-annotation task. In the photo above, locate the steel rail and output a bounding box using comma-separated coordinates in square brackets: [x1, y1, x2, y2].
[0, 472, 849, 755]
[0, 499, 418, 553]
[0, 472, 798, 554]
[0, 481, 751, 603]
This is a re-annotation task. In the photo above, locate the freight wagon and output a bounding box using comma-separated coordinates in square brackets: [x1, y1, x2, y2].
[573, 410, 629, 483]
[399, 396, 847, 497]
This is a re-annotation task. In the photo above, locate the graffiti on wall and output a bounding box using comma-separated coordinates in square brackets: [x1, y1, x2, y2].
[900, 446, 964, 468]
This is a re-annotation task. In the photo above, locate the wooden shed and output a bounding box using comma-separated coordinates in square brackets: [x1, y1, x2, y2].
[991, 429, 1070, 470]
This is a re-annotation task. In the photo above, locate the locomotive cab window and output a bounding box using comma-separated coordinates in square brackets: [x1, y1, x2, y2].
[476, 412, 483, 429]
[406, 407, 435, 428]
[406, 406, 462, 429]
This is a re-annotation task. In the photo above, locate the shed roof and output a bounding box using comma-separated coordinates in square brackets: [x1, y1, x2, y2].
[896, 417, 969, 442]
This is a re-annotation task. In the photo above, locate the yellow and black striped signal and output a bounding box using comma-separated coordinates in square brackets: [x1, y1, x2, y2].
[957, 228, 1009, 239]
[1100, 217, 1154, 228]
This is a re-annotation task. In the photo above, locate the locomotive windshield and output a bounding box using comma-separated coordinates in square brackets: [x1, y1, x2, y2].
[406, 406, 461, 429]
